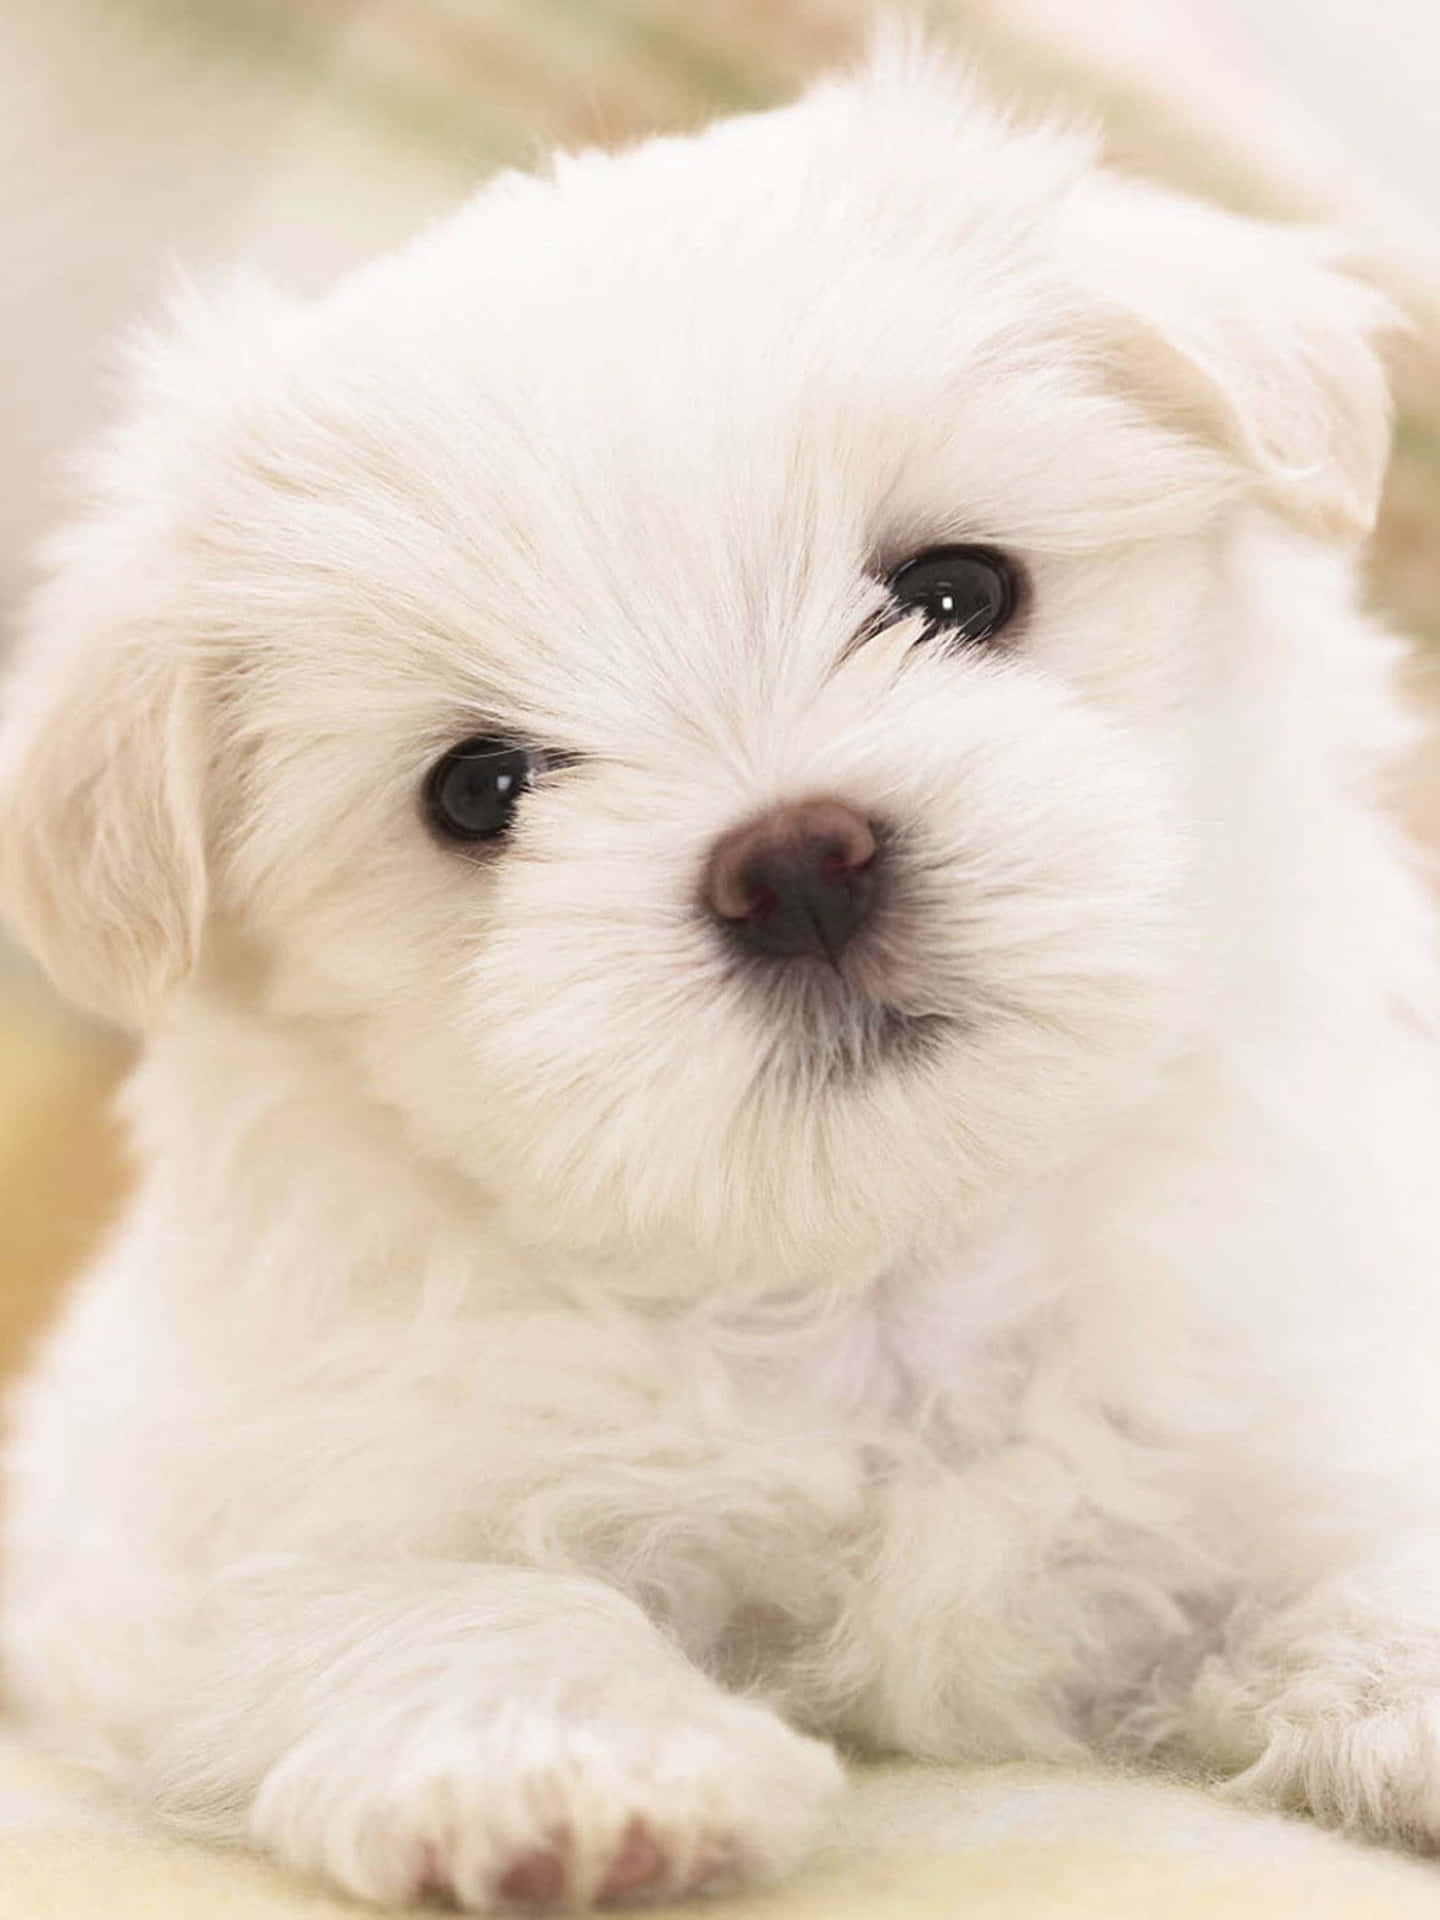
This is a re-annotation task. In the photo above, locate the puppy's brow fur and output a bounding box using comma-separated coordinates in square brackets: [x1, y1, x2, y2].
[2, 37, 1439, 1914]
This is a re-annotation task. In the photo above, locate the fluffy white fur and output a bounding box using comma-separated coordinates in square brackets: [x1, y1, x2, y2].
[4, 38, 1440, 1912]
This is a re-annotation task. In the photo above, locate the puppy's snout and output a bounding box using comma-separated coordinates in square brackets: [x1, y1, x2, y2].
[705, 799, 878, 963]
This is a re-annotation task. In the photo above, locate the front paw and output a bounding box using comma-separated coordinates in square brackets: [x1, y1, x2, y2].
[1181, 1557, 1440, 1849]
[1218, 1695, 1440, 1849]
[250, 1683, 842, 1910]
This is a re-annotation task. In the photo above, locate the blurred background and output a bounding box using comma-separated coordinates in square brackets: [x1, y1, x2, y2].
[2, 0, 1438, 1378]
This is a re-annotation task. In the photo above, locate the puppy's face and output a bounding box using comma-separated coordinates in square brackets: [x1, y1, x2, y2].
[0, 56, 1392, 1282]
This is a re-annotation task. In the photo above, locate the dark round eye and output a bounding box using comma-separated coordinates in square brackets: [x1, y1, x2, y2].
[424, 737, 536, 843]
[886, 545, 1018, 646]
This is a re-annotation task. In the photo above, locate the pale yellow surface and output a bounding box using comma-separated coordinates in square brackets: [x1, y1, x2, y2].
[0, 978, 127, 1384]
[6, 1733, 1440, 1919]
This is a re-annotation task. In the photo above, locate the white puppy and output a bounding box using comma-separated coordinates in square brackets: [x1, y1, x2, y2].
[3, 39, 1438, 1913]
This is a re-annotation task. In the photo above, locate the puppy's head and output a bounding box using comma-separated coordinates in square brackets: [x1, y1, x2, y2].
[0, 50, 1394, 1280]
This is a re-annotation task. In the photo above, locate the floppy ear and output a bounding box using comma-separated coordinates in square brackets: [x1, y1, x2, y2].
[0, 272, 305, 1025]
[0, 562, 207, 1027]
[1061, 174, 1396, 541]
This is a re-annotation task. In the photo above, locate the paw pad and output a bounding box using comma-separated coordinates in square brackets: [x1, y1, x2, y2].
[598, 1819, 666, 1904]
[497, 1846, 568, 1906]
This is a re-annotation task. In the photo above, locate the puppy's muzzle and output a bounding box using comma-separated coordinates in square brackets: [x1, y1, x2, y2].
[704, 798, 878, 963]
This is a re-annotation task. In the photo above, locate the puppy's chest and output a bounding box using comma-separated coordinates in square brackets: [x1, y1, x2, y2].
[457, 1267, 1048, 1626]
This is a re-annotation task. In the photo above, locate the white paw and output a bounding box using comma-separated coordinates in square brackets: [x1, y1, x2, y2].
[1221, 1697, 1440, 1847]
[250, 1684, 842, 1910]
[1184, 1557, 1440, 1849]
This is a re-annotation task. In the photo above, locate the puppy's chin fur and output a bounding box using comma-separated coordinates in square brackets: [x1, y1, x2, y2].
[4, 36, 1440, 1915]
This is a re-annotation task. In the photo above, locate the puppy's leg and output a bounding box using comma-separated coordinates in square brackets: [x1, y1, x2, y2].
[140, 1563, 841, 1910]
[1175, 1534, 1440, 1847]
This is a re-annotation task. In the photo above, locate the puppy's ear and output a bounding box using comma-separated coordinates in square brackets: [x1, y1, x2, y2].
[1062, 175, 1396, 540]
[0, 576, 206, 1028]
[0, 275, 296, 1025]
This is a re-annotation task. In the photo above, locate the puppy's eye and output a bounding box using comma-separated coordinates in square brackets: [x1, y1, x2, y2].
[424, 737, 537, 843]
[886, 545, 1017, 646]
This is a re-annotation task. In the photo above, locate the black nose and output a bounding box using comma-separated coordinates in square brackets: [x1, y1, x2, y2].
[704, 798, 879, 962]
